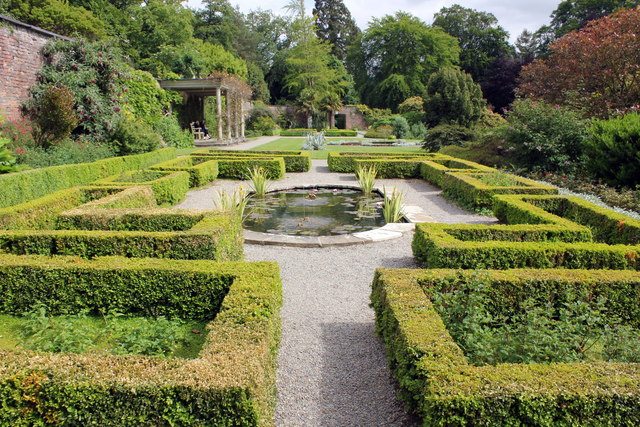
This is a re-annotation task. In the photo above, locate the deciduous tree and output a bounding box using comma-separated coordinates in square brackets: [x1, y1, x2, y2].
[423, 67, 485, 127]
[347, 12, 459, 111]
[518, 7, 640, 118]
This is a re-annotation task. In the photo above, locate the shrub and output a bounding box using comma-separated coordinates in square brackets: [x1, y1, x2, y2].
[246, 103, 276, 130]
[423, 67, 485, 127]
[363, 130, 395, 139]
[504, 99, 590, 173]
[423, 124, 476, 152]
[0, 118, 36, 148]
[93, 170, 189, 205]
[249, 116, 278, 135]
[13, 137, 115, 169]
[391, 116, 410, 139]
[586, 112, 640, 188]
[23, 38, 127, 141]
[110, 117, 161, 155]
[410, 122, 428, 140]
[152, 115, 193, 148]
[24, 84, 79, 149]
[323, 129, 357, 137]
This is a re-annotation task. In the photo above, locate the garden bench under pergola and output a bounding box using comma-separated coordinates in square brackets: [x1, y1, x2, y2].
[158, 73, 251, 143]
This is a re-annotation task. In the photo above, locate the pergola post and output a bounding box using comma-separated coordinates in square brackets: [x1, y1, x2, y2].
[216, 87, 222, 140]
[234, 95, 240, 139]
[226, 90, 232, 140]
[240, 100, 245, 139]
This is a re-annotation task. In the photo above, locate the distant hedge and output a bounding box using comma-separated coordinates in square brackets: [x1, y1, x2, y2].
[0, 255, 282, 425]
[193, 149, 311, 172]
[0, 148, 176, 208]
[150, 156, 219, 188]
[92, 170, 190, 205]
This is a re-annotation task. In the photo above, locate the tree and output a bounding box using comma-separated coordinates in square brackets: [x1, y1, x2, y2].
[347, 12, 459, 110]
[480, 56, 526, 113]
[423, 67, 485, 127]
[550, 0, 640, 38]
[313, 0, 360, 61]
[432, 5, 512, 82]
[194, 0, 241, 52]
[6, 0, 105, 39]
[518, 8, 640, 118]
[244, 9, 291, 71]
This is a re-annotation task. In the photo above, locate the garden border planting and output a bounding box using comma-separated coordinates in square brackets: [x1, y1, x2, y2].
[371, 268, 640, 425]
[0, 254, 282, 425]
[92, 169, 190, 205]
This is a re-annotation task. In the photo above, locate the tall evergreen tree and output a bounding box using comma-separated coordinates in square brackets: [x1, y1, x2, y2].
[313, 0, 360, 61]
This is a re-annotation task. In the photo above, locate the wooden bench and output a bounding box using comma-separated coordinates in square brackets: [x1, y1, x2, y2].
[190, 122, 205, 140]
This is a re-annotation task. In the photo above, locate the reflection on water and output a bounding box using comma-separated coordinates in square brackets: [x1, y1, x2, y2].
[244, 187, 385, 236]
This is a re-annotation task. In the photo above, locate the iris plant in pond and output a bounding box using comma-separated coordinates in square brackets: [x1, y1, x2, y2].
[356, 165, 378, 196]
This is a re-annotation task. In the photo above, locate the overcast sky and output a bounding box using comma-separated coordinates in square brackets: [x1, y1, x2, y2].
[185, 0, 560, 43]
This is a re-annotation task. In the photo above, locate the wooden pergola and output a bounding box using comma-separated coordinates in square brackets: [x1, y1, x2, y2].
[158, 73, 251, 142]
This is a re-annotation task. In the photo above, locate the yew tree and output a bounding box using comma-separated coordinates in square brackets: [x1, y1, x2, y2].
[518, 7, 640, 118]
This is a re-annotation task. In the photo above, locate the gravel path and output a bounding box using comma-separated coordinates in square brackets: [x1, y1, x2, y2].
[176, 155, 495, 426]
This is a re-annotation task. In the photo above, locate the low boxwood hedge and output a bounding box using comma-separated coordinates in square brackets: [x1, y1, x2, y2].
[494, 194, 640, 245]
[327, 151, 444, 173]
[412, 223, 639, 270]
[0, 186, 124, 230]
[150, 156, 219, 188]
[371, 268, 640, 425]
[353, 159, 427, 178]
[420, 158, 495, 187]
[279, 128, 315, 136]
[193, 149, 311, 172]
[92, 170, 190, 206]
[0, 148, 176, 209]
[324, 129, 357, 137]
[0, 211, 243, 261]
[442, 172, 558, 210]
[0, 254, 282, 425]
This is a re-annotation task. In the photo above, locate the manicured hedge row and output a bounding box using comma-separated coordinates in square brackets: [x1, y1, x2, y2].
[327, 151, 444, 173]
[193, 149, 311, 172]
[56, 208, 205, 232]
[442, 172, 558, 209]
[353, 159, 426, 178]
[364, 130, 395, 139]
[324, 129, 357, 137]
[0, 255, 282, 425]
[279, 128, 315, 136]
[0, 186, 123, 230]
[0, 148, 176, 208]
[92, 170, 190, 205]
[420, 158, 495, 187]
[412, 223, 639, 270]
[75, 186, 158, 210]
[371, 268, 640, 425]
[0, 212, 243, 261]
[494, 195, 640, 245]
[150, 156, 219, 188]
[205, 157, 286, 180]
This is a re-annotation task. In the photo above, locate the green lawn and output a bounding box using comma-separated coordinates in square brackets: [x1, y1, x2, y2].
[251, 138, 424, 159]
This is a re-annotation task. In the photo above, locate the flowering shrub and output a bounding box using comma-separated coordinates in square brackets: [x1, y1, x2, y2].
[11, 136, 115, 169]
[0, 118, 36, 147]
[0, 137, 17, 174]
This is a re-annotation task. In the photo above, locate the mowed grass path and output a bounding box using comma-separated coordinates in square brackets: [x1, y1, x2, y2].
[250, 137, 424, 159]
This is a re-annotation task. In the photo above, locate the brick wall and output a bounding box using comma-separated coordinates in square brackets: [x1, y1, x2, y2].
[0, 16, 69, 120]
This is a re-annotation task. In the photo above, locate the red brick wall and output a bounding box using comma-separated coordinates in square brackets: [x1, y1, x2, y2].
[0, 19, 61, 120]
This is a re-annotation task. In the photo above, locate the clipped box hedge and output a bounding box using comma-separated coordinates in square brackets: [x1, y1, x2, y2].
[494, 194, 640, 245]
[371, 268, 640, 425]
[0, 186, 125, 230]
[92, 169, 190, 206]
[190, 157, 286, 180]
[193, 149, 311, 172]
[442, 172, 558, 209]
[0, 254, 282, 425]
[279, 128, 315, 136]
[420, 158, 495, 187]
[0, 148, 176, 209]
[324, 129, 357, 137]
[0, 210, 243, 261]
[327, 151, 445, 173]
[412, 223, 639, 270]
[149, 156, 219, 188]
[353, 159, 428, 178]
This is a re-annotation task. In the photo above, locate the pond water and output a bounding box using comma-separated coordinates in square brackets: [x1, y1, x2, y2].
[244, 187, 386, 236]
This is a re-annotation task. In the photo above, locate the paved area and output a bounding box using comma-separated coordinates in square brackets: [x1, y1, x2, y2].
[175, 150, 496, 426]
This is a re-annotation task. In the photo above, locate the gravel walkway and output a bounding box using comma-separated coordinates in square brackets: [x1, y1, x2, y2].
[175, 156, 495, 426]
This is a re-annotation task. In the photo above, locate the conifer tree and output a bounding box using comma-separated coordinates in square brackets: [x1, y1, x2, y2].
[313, 0, 360, 61]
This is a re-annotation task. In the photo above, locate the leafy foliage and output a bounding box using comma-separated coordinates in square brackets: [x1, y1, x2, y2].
[586, 112, 640, 187]
[550, 0, 640, 38]
[423, 124, 476, 152]
[11, 137, 115, 168]
[25, 84, 79, 149]
[431, 274, 640, 365]
[519, 8, 640, 118]
[433, 5, 512, 82]
[391, 116, 410, 139]
[504, 98, 589, 173]
[423, 68, 485, 127]
[23, 38, 127, 142]
[0, 137, 17, 174]
[347, 12, 460, 110]
[152, 116, 193, 149]
[110, 116, 161, 155]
